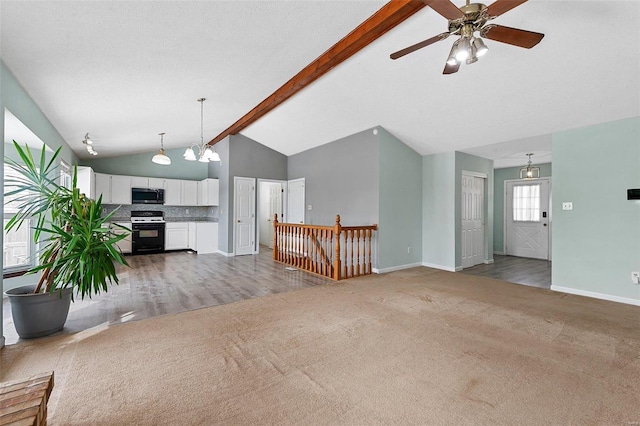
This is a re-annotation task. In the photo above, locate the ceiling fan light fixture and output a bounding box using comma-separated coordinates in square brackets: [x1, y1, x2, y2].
[152, 132, 171, 165]
[473, 37, 489, 57]
[446, 41, 459, 65]
[455, 37, 471, 62]
[82, 133, 98, 156]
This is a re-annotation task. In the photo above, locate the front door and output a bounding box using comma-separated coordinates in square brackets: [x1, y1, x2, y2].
[505, 178, 550, 260]
[461, 174, 485, 268]
[234, 177, 255, 256]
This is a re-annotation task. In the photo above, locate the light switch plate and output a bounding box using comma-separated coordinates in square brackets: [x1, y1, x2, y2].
[562, 202, 573, 211]
[632, 272, 640, 284]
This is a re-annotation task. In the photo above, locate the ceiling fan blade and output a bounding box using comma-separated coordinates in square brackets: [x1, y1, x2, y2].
[486, 0, 528, 18]
[390, 32, 450, 60]
[481, 24, 544, 48]
[443, 61, 460, 75]
[426, 0, 465, 21]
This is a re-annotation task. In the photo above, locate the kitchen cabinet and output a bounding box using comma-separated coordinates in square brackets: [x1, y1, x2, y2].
[196, 222, 218, 254]
[94, 173, 112, 203]
[188, 222, 197, 250]
[197, 178, 219, 206]
[76, 167, 95, 199]
[164, 179, 182, 206]
[110, 175, 132, 204]
[132, 176, 165, 189]
[182, 181, 198, 206]
[111, 222, 132, 254]
[165, 222, 189, 250]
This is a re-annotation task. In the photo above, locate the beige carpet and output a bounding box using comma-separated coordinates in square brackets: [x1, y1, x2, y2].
[2, 267, 639, 425]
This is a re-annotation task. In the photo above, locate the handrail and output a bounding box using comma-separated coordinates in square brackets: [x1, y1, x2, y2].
[273, 214, 377, 280]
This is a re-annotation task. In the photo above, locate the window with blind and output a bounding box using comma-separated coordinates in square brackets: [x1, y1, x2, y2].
[512, 184, 541, 222]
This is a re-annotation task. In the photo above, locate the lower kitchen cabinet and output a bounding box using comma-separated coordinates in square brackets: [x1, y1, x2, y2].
[165, 222, 189, 250]
[196, 222, 218, 254]
[111, 222, 132, 254]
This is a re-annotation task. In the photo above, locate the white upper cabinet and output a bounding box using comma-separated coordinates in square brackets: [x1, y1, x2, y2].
[148, 178, 165, 189]
[94, 173, 112, 204]
[76, 167, 95, 199]
[197, 178, 219, 206]
[130, 176, 165, 190]
[164, 179, 182, 206]
[130, 176, 148, 189]
[110, 175, 132, 204]
[182, 180, 198, 206]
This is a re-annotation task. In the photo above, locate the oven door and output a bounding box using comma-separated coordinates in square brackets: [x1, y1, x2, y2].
[132, 223, 165, 254]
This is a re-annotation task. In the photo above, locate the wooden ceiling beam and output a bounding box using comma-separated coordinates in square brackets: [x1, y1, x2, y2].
[208, 0, 428, 145]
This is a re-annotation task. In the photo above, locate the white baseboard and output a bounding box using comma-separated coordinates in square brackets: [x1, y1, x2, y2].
[372, 262, 423, 274]
[550, 285, 640, 307]
[484, 259, 495, 264]
[217, 250, 235, 257]
[421, 262, 460, 272]
[0, 336, 5, 348]
[494, 251, 506, 256]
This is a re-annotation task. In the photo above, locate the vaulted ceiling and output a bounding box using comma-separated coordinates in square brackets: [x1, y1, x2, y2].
[2, 1, 639, 168]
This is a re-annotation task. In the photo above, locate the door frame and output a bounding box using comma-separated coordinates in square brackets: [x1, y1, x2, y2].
[233, 176, 256, 256]
[256, 178, 286, 255]
[503, 177, 552, 260]
[461, 171, 489, 268]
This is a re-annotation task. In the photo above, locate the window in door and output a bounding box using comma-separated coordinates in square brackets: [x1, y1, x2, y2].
[512, 184, 541, 222]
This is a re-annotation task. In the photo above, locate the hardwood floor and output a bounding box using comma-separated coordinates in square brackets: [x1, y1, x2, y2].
[2, 249, 331, 345]
[460, 255, 552, 289]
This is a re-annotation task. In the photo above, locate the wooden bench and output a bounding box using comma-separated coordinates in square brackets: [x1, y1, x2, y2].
[0, 372, 54, 426]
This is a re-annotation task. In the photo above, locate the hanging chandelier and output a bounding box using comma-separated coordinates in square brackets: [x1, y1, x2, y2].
[183, 98, 221, 163]
[152, 132, 171, 165]
[519, 153, 540, 179]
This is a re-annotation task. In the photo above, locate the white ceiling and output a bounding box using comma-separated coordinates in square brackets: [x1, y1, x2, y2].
[2, 1, 639, 163]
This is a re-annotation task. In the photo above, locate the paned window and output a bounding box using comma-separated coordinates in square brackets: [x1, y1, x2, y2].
[513, 184, 540, 222]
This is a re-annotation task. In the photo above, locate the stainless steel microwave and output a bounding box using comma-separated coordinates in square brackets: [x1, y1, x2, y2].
[131, 187, 164, 204]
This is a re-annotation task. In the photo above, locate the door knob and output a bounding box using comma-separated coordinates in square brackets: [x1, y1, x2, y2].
[543, 223, 547, 227]
[237, 220, 241, 223]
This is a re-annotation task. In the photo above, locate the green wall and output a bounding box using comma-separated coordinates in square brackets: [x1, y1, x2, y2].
[378, 127, 422, 270]
[422, 152, 456, 270]
[80, 147, 209, 180]
[493, 163, 552, 253]
[552, 117, 640, 303]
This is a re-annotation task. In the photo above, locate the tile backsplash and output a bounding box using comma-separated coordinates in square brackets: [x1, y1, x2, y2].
[103, 204, 218, 220]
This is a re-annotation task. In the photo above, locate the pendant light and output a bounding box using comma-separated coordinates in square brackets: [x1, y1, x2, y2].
[82, 133, 98, 156]
[519, 153, 540, 179]
[184, 98, 221, 163]
[152, 132, 171, 165]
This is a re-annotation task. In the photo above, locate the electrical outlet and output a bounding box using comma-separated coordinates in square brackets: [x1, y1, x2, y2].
[632, 272, 640, 284]
[186, 209, 189, 215]
[407, 247, 411, 254]
[562, 202, 573, 211]
[102, 207, 107, 214]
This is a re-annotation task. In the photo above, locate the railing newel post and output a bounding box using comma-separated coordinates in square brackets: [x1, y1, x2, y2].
[334, 214, 342, 280]
[273, 214, 279, 261]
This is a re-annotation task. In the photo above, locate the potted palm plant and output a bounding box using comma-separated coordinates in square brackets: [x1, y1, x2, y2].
[4, 141, 129, 339]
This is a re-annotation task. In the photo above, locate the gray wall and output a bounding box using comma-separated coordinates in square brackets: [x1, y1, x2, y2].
[288, 128, 379, 227]
[221, 134, 288, 254]
[378, 127, 422, 270]
[455, 151, 494, 268]
[493, 163, 552, 253]
[422, 152, 456, 270]
[215, 137, 231, 254]
[81, 147, 209, 180]
[552, 117, 640, 303]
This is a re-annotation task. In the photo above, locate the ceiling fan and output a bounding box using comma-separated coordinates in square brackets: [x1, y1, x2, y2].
[390, 0, 544, 74]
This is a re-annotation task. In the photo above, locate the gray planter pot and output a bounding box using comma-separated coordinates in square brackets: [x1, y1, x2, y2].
[5, 284, 72, 339]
